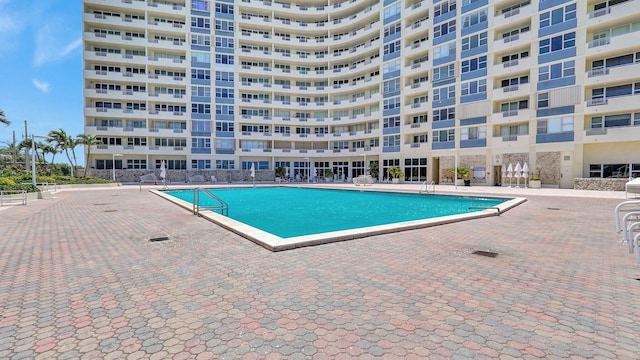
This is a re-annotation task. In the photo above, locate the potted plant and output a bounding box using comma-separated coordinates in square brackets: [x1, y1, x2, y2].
[529, 168, 541, 188]
[389, 166, 404, 184]
[368, 162, 379, 180]
[324, 168, 334, 182]
[448, 166, 471, 186]
[275, 166, 286, 183]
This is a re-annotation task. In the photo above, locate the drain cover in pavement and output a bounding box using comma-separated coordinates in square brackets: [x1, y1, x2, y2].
[149, 236, 170, 242]
[472, 250, 498, 258]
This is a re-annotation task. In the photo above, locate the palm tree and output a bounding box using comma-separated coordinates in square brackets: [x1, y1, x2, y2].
[17, 138, 39, 162]
[47, 129, 74, 177]
[69, 137, 81, 177]
[40, 144, 59, 175]
[77, 133, 98, 177]
[0, 109, 9, 126]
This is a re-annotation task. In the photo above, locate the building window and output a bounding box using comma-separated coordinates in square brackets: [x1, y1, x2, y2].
[126, 159, 147, 170]
[462, 8, 487, 28]
[432, 129, 455, 142]
[537, 116, 573, 134]
[191, 160, 211, 169]
[383, 59, 401, 74]
[433, 85, 456, 101]
[434, 20, 456, 39]
[461, 126, 486, 140]
[191, 34, 210, 46]
[192, 120, 211, 131]
[191, 69, 210, 80]
[216, 160, 235, 169]
[192, 103, 211, 114]
[461, 32, 487, 51]
[191, 17, 210, 29]
[383, 116, 401, 128]
[383, 135, 401, 146]
[461, 79, 486, 96]
[383, 40, 401, 56]
[214, 2, 233, 14]
[192, 0, 209, 11]
[215, 36, 234, 49]
[215, 121, 233, 132]
[383, 97, 401, 110]
[384, 22, 401, 37]
[192, 137, 211, 148]
[215, 54, 234, 65]
[383, 3, 401, 19]
[540, 3, 576, 28]
[192, 86, 210, 97]
[461, 55, 487, 73]
[434, 42, 456, 60]
[433, 107, 455, 122]
[590, 163, 640, 178]
[539, 32, 576, 54]
[215, 88, 233, 98]
[383, 79, 400, 93]
[215, 19, 233, 31]
[191, 52, 210, 64]
[434, 0, 456, 17]
[537, 93, 549, 108]
[433, 64, 455, 81]
[215, 105, 234, 115]
[538, 60, 575, 81]
[215, 71, 234, 82]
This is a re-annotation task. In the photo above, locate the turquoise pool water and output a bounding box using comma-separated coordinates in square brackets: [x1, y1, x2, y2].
[164, 187, 509, 239]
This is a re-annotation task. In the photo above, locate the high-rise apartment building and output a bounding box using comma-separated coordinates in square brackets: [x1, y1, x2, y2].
[83, 0, 640, 188]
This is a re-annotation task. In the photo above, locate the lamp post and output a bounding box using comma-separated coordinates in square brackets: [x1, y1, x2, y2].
[112, 153, 122, 181]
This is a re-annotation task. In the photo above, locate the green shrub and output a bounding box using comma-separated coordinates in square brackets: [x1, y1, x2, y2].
[0, 177, 17, 189]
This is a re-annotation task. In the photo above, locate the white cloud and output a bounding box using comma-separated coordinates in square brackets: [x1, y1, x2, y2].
[33, 18, 81, 67]
[32, 78, 50, 93]
[60, 37, 82, 57]
[0, 0, 22, 50]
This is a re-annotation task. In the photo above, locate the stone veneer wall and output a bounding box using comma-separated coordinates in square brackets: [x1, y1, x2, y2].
[536, 152, 561, 186]
[88, 169, 276, 183]
[574, 178, 628, 191]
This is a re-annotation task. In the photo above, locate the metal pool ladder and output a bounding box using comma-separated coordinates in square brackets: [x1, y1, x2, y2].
[419, 181, 436, 194]
[192, 187, 228, 216]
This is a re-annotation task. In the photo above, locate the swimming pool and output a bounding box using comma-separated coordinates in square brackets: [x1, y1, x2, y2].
[155, 187, 525, 251]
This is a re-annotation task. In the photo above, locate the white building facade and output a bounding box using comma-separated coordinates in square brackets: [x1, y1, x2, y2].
[83, 0, 640, 187]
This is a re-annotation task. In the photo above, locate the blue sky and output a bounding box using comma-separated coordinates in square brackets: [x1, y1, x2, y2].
[0, 0, 83, 161]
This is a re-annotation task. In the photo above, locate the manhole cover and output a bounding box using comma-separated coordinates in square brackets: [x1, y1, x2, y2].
[149, 236, 170, 242]
[547, 207, 560, 210]
[104, 210, 118, 213]
[472, 250, 498, 258]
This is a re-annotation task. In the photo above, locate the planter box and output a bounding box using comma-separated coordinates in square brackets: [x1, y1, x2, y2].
[529, 180, 541, 188]
[455, 179, 466, 186]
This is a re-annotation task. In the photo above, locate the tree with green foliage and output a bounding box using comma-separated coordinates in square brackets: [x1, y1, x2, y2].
[77, 133, 98, 177]
[47, 129, 75, 177]
[0, 109, 9, 126]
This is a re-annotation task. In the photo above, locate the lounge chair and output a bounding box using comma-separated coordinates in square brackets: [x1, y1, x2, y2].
[353, 175, 374, 186]
[140, 173, 157, 184]
[189, 174, 206, 183]
[210, 175, 217, 183]
[625, 178, 640, 198]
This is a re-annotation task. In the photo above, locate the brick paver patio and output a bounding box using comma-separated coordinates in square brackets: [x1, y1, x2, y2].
[1, 185, 639, 359]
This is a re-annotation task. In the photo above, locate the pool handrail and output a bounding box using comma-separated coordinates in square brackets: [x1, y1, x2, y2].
[193, 187, 228, 216]
[419, 181, 435, 194]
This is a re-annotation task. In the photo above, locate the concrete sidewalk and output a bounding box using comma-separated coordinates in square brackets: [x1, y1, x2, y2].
[0, 185, 638, 359]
